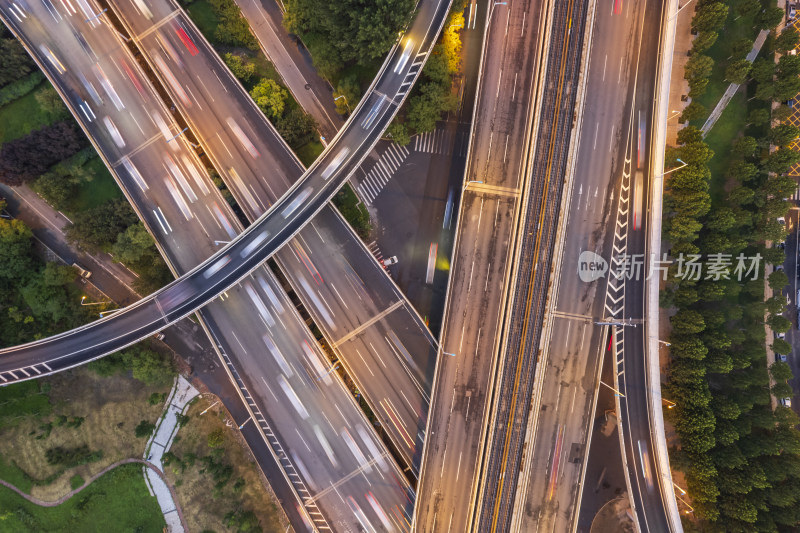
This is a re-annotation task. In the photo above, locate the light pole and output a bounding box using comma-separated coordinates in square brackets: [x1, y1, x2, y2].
[238, 416, 252, 429]
[200, 401, 219, 415]
[213, 240, 230, 246]
[318, 361, 340, 380]
[489, 1, 507, 22]
[662, 397, 676, 409]
[600, 380, 626, 397]
[85, 7, 107, 24]
[99, 308, 121, 318]
[334, 95, 351, 113]
[659, 158, 687, 177]
[667, 109, 681, 120]
[80, 296, 108, 307]
[671, 0, 697, 20]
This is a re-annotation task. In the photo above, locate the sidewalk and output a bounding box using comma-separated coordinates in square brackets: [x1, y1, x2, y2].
[700, 29, 770, 136]
[665, 2, 694, 146]
[142, 376, 200, 533]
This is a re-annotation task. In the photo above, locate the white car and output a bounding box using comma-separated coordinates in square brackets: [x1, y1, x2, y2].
[781, 397, 792, 408]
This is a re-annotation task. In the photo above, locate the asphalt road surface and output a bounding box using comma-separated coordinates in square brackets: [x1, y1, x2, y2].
[109, 0, 440, 474]
[413, 0, 548, 530]
[0, 0, 419, 528]
[475, 0, 590, 530]
[509, 1, 667, 532]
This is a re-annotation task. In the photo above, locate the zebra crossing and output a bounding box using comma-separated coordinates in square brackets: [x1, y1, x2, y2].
[367, 241, 388, 269]
[357, 143, 410, 205]
[415, 129, 452, 154]
[413, 128, 470, 156]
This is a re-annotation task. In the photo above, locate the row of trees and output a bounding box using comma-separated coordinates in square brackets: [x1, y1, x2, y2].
[681, 0, 791, 123]
[388, 4, 465, 144]
[665, 1, 800, 530]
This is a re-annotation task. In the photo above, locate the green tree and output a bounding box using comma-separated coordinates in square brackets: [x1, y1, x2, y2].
[692, 31, 719, 54]
[770, 124, 800, 147]
[724, 59, 751, 84]
[222, 53, 256, 83]
[135, 420, 156, 438]
[19, 263, 79, 326]
[775, 27, 800, 54]
[65, 199, 138, 252]
[209, 0, 259, 50]
[768, 314, 792, 333]
[387, 121, 410, 146]
[728, 160, 759, 182]
[747, 108, 770, 126]
[34, 85, 69, 120]
[732, 136, 758, 158]
[773, 104, 793, 123]
[688, 76, 710, 98]
[768, 270, 789, 292]
[692, 2, 728, 33]
[733, 0, 759, 18]
[249, 78, 287, 120]
[0, 38, 35, 86]
[757, 6, 785, 30]
[771, 361, 794, 382]
[276, 108, 317, 148]
[122, 346, 174, 385]
[750, 58, 775, 84]
[685, 54, 714, 81]
[765, 148, 800, 174]
[731, 38, 755, 59]
[208, 428, 225, 448]
[334, 74, 361, 116]
[0, 218, 34, 282]
[680, 101, 706, 123]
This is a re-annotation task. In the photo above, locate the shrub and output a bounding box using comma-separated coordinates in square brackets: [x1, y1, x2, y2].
[135, 420, 156, 438]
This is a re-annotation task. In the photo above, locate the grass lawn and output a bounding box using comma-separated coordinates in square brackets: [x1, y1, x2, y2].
[0, 463, 164, 533]
[704, 91, 749, 203]
[69, 157, 123, 213]
[295, 139, 324, 167]
[0, 84, 52, 145]
[0, 368, 167, 502]
[186, 0, 220, 41]
[163, 396, 285, 533]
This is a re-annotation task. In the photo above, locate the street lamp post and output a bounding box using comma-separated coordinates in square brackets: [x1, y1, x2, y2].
[489, 1, 507, 22]
[80, 296, 109, 307]
[200, 401, 219, 415]
[213, 240, 230, 246]
[600, 380, 626, 397]
[318, 361, 340, 380]
[671, 0, 697, 20]
[658, 158, 687, 178]
[334, 95, 351, 113]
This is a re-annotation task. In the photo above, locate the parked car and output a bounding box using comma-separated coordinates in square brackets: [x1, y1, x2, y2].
[789, 3, 797, 20]
[778, 353, 788, 362]
[781, 397, 792, 408]
[72, 263, 91, 279]
[382, 256, 398, 266]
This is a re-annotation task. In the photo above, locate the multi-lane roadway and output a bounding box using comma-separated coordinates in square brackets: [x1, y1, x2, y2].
[108, 0, 438, 473]
[413, 0, 548, 529]
[0, 0, 419, 528]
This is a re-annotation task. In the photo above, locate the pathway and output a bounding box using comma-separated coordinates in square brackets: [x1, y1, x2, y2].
[700, 29, 770, 136]
[0, 458, 188, 531]
[143, 375, 199, 533]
